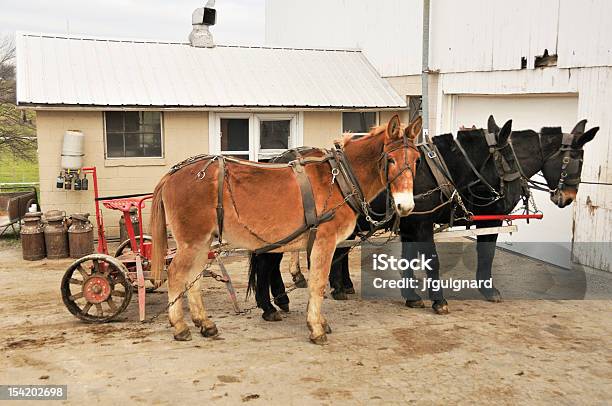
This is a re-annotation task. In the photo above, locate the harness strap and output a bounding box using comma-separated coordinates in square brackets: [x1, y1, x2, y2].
[453, 139, 499, 196]
[216, 157, 225, 242]
[328, 149, 362, 213]
[419, 143, 455, 199]
[291, 161, 320, 263]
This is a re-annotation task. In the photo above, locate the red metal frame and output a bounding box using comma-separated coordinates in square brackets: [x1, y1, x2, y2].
[81, 166, 153, 257]
[469, 214, 544, 222]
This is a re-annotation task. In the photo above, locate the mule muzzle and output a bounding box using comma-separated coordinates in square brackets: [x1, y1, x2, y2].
[393, 192, 415, 216]
[550, 189, 576, 208]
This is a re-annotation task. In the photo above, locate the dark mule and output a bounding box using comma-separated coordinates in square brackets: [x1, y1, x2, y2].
[399, 116, 599, 313]
[150, 116, 421, 344]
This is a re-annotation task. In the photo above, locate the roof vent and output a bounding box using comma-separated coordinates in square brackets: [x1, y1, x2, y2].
[189, 0, 217, 48]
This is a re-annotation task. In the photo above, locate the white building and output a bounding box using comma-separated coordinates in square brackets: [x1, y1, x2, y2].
[266, 0, 612, 271]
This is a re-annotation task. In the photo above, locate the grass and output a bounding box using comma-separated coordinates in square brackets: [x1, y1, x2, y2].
[0, 148, 39, 184]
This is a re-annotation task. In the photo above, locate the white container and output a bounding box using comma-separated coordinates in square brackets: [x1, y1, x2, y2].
[61, 130, 85, 170]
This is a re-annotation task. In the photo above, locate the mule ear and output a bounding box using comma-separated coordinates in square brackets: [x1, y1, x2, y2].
[404, 116, 422, 140]
[573, 126, 599, 149]
[488, 115, 500, 134]
[571, 119, 587, 135]
[387, 115, 401, 139]
[497, 119, 512, 145]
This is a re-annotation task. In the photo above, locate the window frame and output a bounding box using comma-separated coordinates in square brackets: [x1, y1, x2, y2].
[209, 112, 303, 162]
[341, 111, 379, 135]
[103, 111, 165, 160]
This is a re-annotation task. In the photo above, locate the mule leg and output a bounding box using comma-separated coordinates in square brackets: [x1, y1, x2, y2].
[400, 221, 425, 307]
[475, 221, 502, 302]
[288, 252, 307, 288]
[423, 239, 448, 315]
[270, 253, 290, 312]
[341, 249, 355, 294]
[254, 254, 282, 322]
[167, 247, 200, 341]
[307, 238, 335, 345]
[329, 247, 348, 300]
[183, 248, 219, 337]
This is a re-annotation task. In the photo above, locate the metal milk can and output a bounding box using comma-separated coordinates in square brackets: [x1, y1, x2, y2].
[68, 213, 94, 258]
[44, 210, 69, 259]
[21, 212, 46, 261]
[119, 207, 140, 243]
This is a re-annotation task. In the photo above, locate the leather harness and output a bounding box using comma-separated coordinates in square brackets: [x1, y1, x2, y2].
[168, 135, 417, 264]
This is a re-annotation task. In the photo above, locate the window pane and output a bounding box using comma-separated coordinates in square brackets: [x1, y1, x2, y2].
[105, 112, 124, 132]
[221, 118, 249, 151]
[260, 120, 290, 149]
[123, 111, 141, 132]
[342, 112, 377, 133]
[105, 112, 162, 158]
[106, 132, 125, 158]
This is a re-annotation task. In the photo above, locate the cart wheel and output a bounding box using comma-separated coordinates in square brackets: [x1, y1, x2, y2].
[61, 254, 133, 323]
[114, 235, 153, 257]
[114, 235, 162, 292]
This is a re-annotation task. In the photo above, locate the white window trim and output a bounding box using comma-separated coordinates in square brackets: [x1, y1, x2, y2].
[340, 111, 379, 136]
[103, 111, 165, 160]
[209, 112, 304, 161]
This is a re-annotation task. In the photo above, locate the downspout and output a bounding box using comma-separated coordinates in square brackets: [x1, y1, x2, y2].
[419, 0, 431, 145]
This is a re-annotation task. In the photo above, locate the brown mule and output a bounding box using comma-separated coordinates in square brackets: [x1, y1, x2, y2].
[150, 115, 422, 344]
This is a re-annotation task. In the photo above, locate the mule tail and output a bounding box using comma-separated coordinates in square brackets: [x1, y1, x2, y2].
[246, 252, 258, 299]
[151, 175, 169, 284]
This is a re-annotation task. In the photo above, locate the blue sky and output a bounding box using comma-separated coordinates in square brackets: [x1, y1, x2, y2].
[0, 0, 266, 44]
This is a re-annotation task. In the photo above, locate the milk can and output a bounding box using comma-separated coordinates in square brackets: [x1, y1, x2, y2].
[21, 212, 46, 261]
[68, 213, 94, 258]
[44, 210, 69, 259]
[119, 207, 140, 243]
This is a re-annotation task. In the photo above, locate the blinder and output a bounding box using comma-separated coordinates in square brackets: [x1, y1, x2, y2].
[549, 132, 584, 191]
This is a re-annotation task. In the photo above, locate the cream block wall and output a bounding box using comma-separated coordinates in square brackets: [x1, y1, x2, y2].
[36, 110, 209, 238]
[302, 111, 342, 147]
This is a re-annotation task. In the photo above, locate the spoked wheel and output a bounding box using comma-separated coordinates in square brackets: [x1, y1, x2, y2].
[61, 254, 133, 323]
[114, 235, 162, 292]
[114, 235, 153, 257]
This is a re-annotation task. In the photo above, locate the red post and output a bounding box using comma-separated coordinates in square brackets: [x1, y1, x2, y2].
[81, 166, 108, 255]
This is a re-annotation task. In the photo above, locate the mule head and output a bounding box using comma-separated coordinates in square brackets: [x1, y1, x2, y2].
[382, 115, 421, 216]
[541, 119, 599, 208]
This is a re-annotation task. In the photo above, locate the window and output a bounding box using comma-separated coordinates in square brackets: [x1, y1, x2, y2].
[105, 112, 162, 158]
[342, 112, 377, 134]
[220, 118, 250, 159]
[212, 113, 300, 161]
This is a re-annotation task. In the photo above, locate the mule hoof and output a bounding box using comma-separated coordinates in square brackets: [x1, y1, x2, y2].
[331, 290, 348, 301]
[310, 333, 328, 345]
[293, 273, 308, 288]
[201, 324, 219, 338]
[345, 287, 356, 295]
[262, 309, 282, 322]
[277, 303, 290, 313]
[433, 301, 449, 315]
[323, 323, 332, 334]
[405, 299, 425, 308]
[479, 287, 502, 303]
[174, 328, 192, 341]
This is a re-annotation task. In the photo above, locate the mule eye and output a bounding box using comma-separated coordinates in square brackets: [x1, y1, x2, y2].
[388, 158, 396, 164]
[416, 158, 421, 166]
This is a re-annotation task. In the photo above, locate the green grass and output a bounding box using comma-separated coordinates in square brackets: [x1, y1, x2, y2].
[0, 148, 39, 184]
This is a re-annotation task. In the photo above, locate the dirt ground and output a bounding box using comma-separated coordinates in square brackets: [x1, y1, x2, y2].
[1, 238, 611, 405]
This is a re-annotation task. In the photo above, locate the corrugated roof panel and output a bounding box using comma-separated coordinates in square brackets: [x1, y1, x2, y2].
[16, 32, 406, 108]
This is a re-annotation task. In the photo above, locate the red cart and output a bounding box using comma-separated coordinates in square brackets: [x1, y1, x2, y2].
[60, 167, 241, 323]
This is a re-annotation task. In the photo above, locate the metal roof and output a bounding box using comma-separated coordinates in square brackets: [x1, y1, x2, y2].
[16, 32, 406, 109]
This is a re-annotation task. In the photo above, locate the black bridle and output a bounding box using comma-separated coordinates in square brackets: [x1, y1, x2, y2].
[331, 133, 418, 228]
[510, 131, 584, 196]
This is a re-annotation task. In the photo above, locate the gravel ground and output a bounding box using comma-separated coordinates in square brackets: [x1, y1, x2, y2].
[1, 238, 611, 405]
